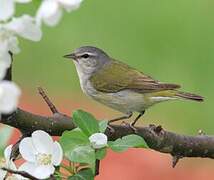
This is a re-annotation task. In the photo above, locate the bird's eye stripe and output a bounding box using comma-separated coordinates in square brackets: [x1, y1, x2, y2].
[81, 54, 90, 58]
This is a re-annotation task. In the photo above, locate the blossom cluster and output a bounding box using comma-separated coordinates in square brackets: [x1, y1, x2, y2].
[0, 130, 63, 179]
[0, 130, 108, 179]
[0, 0, 83, 116]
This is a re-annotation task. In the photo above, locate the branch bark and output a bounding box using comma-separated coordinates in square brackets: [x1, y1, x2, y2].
[1, 167, 40, 180]
[1, 107, 214, 160]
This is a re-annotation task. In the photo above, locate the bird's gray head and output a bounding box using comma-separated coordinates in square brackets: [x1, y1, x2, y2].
[64, 46, 110, 75]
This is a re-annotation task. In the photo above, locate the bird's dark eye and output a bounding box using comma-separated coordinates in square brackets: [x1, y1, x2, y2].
[81, 54, 89, 58]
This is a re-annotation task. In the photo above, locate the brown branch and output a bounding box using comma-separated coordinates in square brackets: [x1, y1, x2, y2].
[95, 159, 100, 175]
[2, 167, 39, 180]
[1, 108, 214, 161]
[3, 52, 13, 81]
[172, 155, 182, 168]
[38, 87, 58, 114]
[10, 137, 24, 160]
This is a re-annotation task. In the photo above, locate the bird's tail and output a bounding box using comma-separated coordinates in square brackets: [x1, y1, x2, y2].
[175, 91, 204, 102]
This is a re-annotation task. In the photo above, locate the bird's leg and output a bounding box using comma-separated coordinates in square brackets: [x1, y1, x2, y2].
[131, 110, 145, 126]
[108, 112, 133, 124]
[129, 111, 145, 133]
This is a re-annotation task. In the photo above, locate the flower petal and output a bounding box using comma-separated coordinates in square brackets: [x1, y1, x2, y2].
[4, 144, 12, 161]
[36, 0, 62, 26]
[4, 145, 17, 170]
[59, 0, 83, 12]
[0, 0, 14, 21]
[18, 162, 36, 176]
[19, 162, 55, 179]
[89, 133, 108, 149]
[19, 137, 37, 162]
[0, 62, 8, 80]
[7, 36, 20, 54]
[52, 142, 63, 166]
[34, 165, 55, 179]
[32, 130, 53, 154]
[8, 160, 17, 170]
[43, 7, 62, 27]
[37, 0, 59, 18]
[0, 39, 12, 68]
[0, 81, 21, 113]
[0, 169, 7, 179]
[0, 51, 11, 68]
[5, 15, 42, 41]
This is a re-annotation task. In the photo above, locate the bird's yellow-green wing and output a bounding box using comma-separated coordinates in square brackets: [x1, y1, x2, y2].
[90, 60, 180, 93]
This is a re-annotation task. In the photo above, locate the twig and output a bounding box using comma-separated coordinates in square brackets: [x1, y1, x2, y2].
[38, 87, 58, 114]
[10, 136, 24, 160]
[95, 159, 100, 176]
[3, 52, 13, 81]
[2, 167, 39, 180]
[172, 155, 182, 168]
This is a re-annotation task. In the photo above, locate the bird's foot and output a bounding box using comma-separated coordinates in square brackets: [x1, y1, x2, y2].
[129, 122, 138, 134]
[107, 124, 115, 133]
[121, 121, 138, 134]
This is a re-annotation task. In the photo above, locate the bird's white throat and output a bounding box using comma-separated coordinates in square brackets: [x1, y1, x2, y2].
[73, 62, 93, 94]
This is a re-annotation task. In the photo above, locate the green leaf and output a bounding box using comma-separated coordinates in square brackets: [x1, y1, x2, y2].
[90, 161, 96, 175]
[95, 148, 107, 160]
[98, 120, 108, 133]
[54, 175, 62, 180]
[108, 134, 148, 152]
[59, 128, 90, 157]
[69, 145, 96, 164]
[72, 110, 99, 136]
[68, 169, 94, 180]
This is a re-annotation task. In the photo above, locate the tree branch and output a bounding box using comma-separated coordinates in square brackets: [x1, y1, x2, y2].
[2, 167, 39, 180]
[1, 107, 214, 161]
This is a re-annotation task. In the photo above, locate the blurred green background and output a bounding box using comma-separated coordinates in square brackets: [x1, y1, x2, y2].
[13, 0, 213, 135]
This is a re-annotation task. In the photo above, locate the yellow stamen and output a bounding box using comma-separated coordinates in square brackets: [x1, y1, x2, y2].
[36, 153, 52, 165]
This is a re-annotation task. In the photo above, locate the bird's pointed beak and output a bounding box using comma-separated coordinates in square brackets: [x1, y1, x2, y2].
[63, 53, 77, 60]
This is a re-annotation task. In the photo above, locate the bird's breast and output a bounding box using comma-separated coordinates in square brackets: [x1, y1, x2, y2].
[81, 81, 152, 113]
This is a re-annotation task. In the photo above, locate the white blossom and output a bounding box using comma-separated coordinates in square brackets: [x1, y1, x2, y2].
[0, 61, 8, 80]
[19, 130, 63, 179]
[89, 133, 108, 149]
[0, 15, 42, 78]
[0, 145, 17, 179]
[36, 0, 83, 26]
[0, 0, 32, 21]
[0, 81, 21, 114]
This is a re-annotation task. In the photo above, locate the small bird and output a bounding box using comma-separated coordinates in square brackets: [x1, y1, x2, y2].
[64, 46, 203, 127]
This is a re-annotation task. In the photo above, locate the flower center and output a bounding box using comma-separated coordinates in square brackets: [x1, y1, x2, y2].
[36, 153, 52, 165]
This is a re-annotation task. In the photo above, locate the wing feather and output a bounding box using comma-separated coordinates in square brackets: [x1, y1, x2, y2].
[90, 60, 180, 93]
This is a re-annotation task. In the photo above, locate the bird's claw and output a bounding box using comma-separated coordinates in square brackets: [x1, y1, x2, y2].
[121, 121, 138, 133]
[107, 124, 115, 133]
[129, 122, 138, 133]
